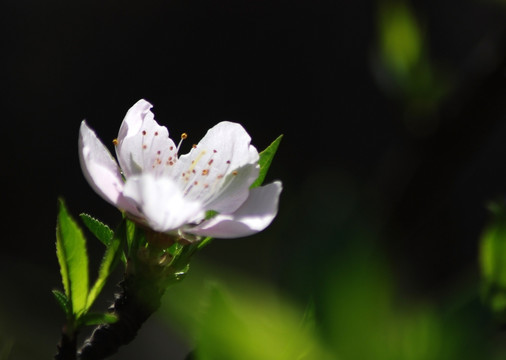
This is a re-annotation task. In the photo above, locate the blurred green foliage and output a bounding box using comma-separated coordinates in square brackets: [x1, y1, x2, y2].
[161, 262, 332, 360]
[378, 1, 422, 78]
[160, 244, 498, 360]
[373, 0, 450, 134]
[480, 202, 506, 318]
[321, 250, 489, 360]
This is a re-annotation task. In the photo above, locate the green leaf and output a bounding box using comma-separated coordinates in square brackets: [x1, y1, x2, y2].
[52, 289, 72, 317]
[86, 219, 127, 309]
[56, 198, 89, 316]
[80, 213, 114, 247]
[80, 312, 119, 326]
[251, 134, 283, 188]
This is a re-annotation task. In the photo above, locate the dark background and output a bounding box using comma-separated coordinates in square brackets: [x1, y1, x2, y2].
[1, 0, 506, 358]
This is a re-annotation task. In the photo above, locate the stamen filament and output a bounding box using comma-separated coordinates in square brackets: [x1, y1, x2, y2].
[176, 133, 187, 154]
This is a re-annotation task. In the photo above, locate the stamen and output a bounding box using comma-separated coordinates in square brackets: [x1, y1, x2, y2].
[188, 150, 207, 172]
[176, 132, 187, 153]
[112, 138, 118, 146]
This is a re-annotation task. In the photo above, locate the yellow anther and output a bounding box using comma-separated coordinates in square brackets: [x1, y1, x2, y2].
[112, 138, 118, 146]
[181, 133, 188, 140]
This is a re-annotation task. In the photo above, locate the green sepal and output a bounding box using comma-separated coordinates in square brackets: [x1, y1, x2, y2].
[80, 312, 119, 326]
[52, 289, 72, 318]
[251, 134, 283, 188]
[168, 242, 184, 258]
[56, 198, 90, 317]
[126, 218, 142, 256]
[205, 210, 219, 220]
[86, 219, 127, 309]
[80, 213, 114, 247]
[197, 236, 213, 250]
[162, 242, 200, 287]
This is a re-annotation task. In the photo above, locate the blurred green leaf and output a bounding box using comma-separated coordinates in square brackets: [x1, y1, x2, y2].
[80, 312, 119, 326]
[161, 264, 331, 360]
[86, 219, 127, 309]
[56, 198, 89, 317]
[374, 0, 450, 127]
[79, 213, 113, 247]
[479, 201, 506, 315]
[251, 134, 283, 188]
[378, 1, 422, 77]
[480, 202, 506, 286]
[323, 249, 481, 360]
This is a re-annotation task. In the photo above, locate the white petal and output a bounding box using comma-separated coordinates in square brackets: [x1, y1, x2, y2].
[116, 99, 179, 178]
[79, 121, 125, 206]
[123, 174, 205, 233]
[174, 121, 260, 212]
[176, 121, 259, 176]
[189, 181, 282, 238]
[201, 163, 259, 213]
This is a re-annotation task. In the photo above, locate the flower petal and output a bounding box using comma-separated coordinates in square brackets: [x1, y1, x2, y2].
[174, 121, 260, 213]
[79, 120, 125, 206]
[116, 99, 179, 178]
[201, 163, 259, 213]
[189, 181, 282, 238]
[123, 174, 205, 233]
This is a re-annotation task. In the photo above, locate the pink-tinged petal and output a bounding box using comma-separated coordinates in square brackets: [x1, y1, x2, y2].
[79, 121, 125, 206]
[189, 181, 282, 238]
[200, 163, 259, 213]
[123, 174, 205, 233]
[174, 121, 260, 213]
[177, 121, 259, 175]
[116, 99, 178, 178]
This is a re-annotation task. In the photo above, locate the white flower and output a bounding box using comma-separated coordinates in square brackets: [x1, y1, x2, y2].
[78, 99, 282, 239]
